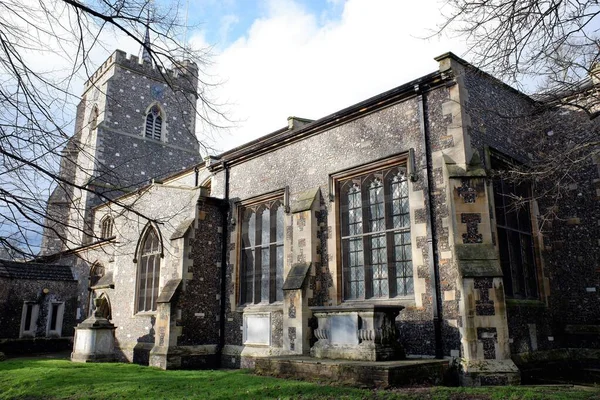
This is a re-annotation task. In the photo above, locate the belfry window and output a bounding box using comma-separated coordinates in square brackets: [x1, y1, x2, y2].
[100, 216, 114, 239]
[145, 105, 162, 140]
[136, 228, 161, 312]
[339, 163, 413, 300]
[492, 156, 538, 299]
[239, 198, 284, 305]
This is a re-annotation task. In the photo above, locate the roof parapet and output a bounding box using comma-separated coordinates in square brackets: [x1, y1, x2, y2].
[83, 49, 199, 94]
[287, 116, 314, 130]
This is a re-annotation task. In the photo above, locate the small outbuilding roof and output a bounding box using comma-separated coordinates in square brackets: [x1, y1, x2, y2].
[0, 260, 75, 281]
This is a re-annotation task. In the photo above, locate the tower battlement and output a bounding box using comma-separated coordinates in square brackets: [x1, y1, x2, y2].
[84, 50, 199, 95]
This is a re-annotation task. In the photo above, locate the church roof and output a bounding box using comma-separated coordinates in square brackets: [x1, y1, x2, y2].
[0, 260, 75, 281]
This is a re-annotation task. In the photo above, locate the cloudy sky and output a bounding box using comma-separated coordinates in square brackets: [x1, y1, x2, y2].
[1, 0, 464, 252]
[114, 0, 467, 153]
[9, 0, 469, 153]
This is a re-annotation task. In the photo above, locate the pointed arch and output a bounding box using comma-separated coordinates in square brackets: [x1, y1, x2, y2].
[144, 102, 165, 141]
[100, 215, 114, 239]
[134, 222, 163, 313]
[96, 293, 112, 320]
[133, 221, 164, 263]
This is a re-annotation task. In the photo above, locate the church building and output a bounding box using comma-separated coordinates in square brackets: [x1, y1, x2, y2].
[26, 44, 600, 386]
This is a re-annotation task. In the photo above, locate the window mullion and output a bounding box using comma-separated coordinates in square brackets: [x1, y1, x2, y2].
[505, 232, 517, 297]
[151, 254, 157, 311]
[269, 206, 277, 303]
[362, 180, 372, 300]
[143, 258, 150, 311]
[383, 179, 396, 298]
[254, 245, 261, 304]
[255, 214, 262, 304]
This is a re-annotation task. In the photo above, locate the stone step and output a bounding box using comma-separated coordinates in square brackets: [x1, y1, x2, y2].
[254, 356, 451, 388]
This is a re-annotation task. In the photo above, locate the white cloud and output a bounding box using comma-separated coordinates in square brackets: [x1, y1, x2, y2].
[195, 0, 467, 152]
[218, 14, 241, 44]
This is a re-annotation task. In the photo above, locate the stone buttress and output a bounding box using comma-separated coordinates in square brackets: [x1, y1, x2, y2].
[149, 191, 224, 369]
[282, 188, 321, 355]
[434, 53, 520, 385]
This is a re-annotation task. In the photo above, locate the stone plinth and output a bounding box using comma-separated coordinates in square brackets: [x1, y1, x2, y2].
[460, 359, 521, 386]
[256, 356, 449, 387]
[310, 304, 405, 361]
[71, 299, 116, 363]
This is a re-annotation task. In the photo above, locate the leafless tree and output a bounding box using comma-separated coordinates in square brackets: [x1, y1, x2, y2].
[0, 0, 223, 259]
[440, 0, 600, 223]
[440, 0, 600, 90]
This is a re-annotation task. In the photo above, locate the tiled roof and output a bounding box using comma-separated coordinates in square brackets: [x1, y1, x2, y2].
[0, 260, 75, 281]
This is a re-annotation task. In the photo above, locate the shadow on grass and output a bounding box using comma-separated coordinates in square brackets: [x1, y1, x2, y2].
[0, 359, 374, 400]
[1, 360, 600, 400]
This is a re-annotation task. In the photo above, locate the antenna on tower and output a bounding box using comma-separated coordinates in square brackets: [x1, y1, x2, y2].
[183, 0, 189, 58]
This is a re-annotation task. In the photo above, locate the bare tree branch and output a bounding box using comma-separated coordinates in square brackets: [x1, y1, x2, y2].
[0, 0, 227, 260]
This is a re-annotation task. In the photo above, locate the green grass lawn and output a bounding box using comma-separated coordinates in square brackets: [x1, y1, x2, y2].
[0, 358, 599, 399]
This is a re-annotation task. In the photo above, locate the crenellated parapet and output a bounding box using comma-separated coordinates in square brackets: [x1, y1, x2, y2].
[83, 50, 199, 95]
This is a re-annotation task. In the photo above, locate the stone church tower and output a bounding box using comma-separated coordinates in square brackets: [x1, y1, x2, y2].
[41, 42, 201, 255]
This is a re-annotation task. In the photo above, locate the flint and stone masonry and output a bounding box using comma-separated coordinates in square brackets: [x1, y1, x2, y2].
[26, 49, 600, 386]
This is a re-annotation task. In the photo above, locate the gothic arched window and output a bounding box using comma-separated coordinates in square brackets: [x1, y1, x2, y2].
[136, 227, 161, 312]
[145, 104, 163, 140]
[100, 216, 114, 239]
[339, 163, 413, 300]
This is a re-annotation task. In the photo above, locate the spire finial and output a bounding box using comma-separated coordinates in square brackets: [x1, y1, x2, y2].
[141, 10, 152, 65]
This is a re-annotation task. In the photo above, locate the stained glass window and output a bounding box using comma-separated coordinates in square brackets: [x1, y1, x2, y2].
[340, 165, 413, 300]
[240, 199, 284, 304]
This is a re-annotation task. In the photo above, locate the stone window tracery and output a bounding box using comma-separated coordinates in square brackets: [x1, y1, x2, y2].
[100, 216, 114, 239]
[145, 104, 163, 140]
[136, 227, 161, 312]
[339, 164, 413, 300]
[239, 198, 284, 305]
